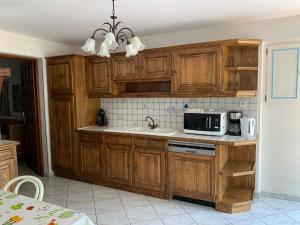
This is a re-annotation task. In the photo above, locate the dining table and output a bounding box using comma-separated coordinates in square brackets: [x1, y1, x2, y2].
[0, 189, 95, 225]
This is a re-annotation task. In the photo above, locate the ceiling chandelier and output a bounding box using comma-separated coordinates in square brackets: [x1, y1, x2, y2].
[81, 0, 145, 58]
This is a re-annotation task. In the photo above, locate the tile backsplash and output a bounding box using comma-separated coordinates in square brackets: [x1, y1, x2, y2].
[101, 97, 258, 129]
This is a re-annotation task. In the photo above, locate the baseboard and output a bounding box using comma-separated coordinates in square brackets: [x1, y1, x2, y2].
[260, 191, 300, 202]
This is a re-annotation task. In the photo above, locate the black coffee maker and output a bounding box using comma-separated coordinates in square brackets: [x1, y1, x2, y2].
[97, 109, 108, 126]
[228, 111, 243, 136]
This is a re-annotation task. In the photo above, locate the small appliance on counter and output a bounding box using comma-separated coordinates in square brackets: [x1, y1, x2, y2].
[228, 111, 243, 136]
[240, 117, 256, 138]
[183, 109, 227, 136]
[97, 108, 108, 126]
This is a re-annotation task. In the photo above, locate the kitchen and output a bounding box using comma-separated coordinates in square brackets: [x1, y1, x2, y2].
[0, 1, 300, 225]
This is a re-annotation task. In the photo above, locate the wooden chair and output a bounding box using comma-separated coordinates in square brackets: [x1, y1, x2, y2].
[4, 175, 44, 201]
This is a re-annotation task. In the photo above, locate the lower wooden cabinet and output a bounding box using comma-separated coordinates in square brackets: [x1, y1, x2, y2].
[0, 144, 18, 189]
[133, 147, 166, 192]
[78, 140, 103, 181]
[104, 143, 132, 186]
[168, 152, 216, 202]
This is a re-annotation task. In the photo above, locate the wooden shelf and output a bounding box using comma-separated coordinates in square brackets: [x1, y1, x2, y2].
[119, 92, 171, 97]
[236, 90, 257, 97]
[227, 67, 258, 72]
[221, 187, 254, 206]
[221, 161, 255, 177]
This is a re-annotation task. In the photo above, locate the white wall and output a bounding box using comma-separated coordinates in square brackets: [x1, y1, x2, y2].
[137, 15, 300, 198]
[0, 30, 77, 176]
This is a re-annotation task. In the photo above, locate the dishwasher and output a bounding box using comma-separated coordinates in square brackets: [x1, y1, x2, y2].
[168, 140, 216, 156]
[168, 140, 216, 207]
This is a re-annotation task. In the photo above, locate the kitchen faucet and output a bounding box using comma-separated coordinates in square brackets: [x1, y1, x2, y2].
[145, 116, 158, 129]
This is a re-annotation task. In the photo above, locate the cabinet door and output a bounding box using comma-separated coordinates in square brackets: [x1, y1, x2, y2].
[79, 142, 103, 181]
[47, 58, 73, 94]
[112, 55, 140, 81]
[0, 158, 15, 189]
[169, 152, 215, 202]
[141, 51, 171, 80]
[86, 57, 114, 96]
[133, 148, 166, 192]
[104, 144, 131, 185]
[172, 46, 221, 94]
[49, 95, 74, 175]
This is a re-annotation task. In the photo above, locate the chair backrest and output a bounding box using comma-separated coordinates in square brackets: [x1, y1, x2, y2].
[4, 175, 44, 201]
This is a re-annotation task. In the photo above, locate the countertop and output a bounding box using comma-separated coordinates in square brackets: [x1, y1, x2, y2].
[0, 139, 19, 148]
[78, 125, 257, 146]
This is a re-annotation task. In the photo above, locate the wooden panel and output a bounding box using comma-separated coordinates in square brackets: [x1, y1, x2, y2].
[112, 55, 140, 81]
[0, 158, 14, 189]
[49, 95, 74, 174]
[172, 46, 221, 94]
[104, 144, 132, 185]
[141, 51, 171, 80]
[47, 58, 73, 94]
[133, 147, 166, 192]
[104, 135, 132, 145]
[79, 141, 103, 181]
[79, 133, 103, 143]
[86, 57, 114, 96]
[169, 152, 215, 202]
[134, 137, 166, 150]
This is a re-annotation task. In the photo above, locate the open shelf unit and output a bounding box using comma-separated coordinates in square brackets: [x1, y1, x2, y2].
[224, 41, 260, 97]
[216, 144, 256, 213]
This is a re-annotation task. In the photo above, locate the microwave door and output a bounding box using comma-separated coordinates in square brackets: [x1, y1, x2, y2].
[184, 113, 210, 131]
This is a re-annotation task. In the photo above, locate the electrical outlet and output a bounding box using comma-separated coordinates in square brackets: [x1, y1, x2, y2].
[239, 101, 249, 108]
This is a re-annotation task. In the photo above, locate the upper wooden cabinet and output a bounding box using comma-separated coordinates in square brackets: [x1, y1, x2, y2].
[140, 51, 171, 81]
[169, 152, 215, 202]
[47, 58, 74, 94]
[112, 55, 140, 81]
[172, 46, 221, 95]
[86, 57, 115, 97]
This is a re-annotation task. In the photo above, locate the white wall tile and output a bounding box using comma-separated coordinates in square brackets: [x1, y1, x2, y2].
[101, 97, 258, 129]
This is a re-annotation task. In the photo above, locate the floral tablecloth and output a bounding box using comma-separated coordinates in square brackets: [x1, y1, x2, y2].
[0, 190, 95, 225]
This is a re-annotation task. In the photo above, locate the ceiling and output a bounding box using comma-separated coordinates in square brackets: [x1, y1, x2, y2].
[0, 0, 300, 46]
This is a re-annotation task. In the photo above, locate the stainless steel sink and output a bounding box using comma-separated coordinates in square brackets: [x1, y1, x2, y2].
[104, 127, 178, 136]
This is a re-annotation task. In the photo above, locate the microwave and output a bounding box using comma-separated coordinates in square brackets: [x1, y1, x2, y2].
[184, 109, 227, 136]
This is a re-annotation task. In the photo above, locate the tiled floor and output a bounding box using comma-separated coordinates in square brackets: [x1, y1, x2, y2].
[18, 163, 300, 225]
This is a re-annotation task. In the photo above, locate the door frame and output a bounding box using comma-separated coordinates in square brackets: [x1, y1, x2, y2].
[0, 53, 44, 176]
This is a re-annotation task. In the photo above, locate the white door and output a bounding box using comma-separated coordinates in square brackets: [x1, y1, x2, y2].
[260, 42, 300, 198]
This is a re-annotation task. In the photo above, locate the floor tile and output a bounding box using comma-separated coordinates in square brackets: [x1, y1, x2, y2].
[97, 209, 130, 225]
[221, 211, 256, 224]
[190, 211, 230, 225]
[95, 198, 124, 214]
[232, 218, 266, 225]
[179, 201, 215, 214]
[126, 205, 159, 224]
[286, 210, 300, 223]
[162, 214, 196, 225]
[120, 194, 150, 209]
[132, 218, 164, 225]
[260, 213, 300, 225]
[152, 201, 186, 218]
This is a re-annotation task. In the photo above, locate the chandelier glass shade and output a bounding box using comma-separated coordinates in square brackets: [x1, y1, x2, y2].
[81, 0, 145, 57]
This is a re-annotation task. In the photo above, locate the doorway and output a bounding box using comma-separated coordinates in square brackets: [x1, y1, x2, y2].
[0, 54, 44, 176]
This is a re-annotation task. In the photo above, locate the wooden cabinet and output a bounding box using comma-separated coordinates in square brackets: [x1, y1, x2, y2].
[78, 133, 103, 181]
[112, 55, 140, 81]
[0, 143, 18, 189]
[133, 143, 166, 192]
[49, 95, 74, 175]
[169, 152, 215, 202]
[47, 55, 100, 178]
[141, 51, 171, 80]
[172, 46, 221, 95]
[104, 135, 132, 185]
[47, 58, 73, 94]
[86, 57, 115, 97]
[105, 144, 131, 185]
